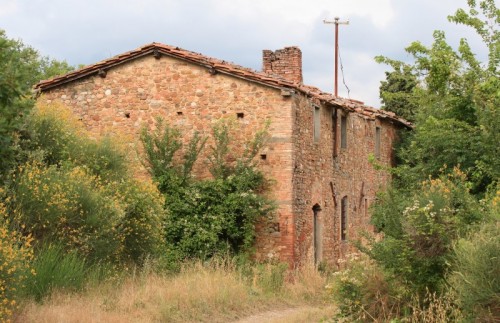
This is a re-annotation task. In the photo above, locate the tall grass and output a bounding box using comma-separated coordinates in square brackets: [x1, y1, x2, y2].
[17, 259, 328, 323]
[23, 244, 116, 302]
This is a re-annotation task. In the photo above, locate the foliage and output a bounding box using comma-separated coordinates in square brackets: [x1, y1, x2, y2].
[117, 181, 166, 264]
[12, 161, 123, 263]
[207, 119, 270, 179]
[6, 104, 165, 265]
[375, 57, 418, 122]
[141, 119, 274, 260]
[360, 2, 500, 320]
[370, 169, 483, 296]
[376, 0, 500, 195]
[0, 30, 73, 179]
[448, 192, 500, 321]
[328, 253, 408, 321]
[0, 198, 34, 321]
[140, 117, 206, 193]
[24, 244, 88, 302]
[25, 102, 128, 182]
[164, 169, 273, 259]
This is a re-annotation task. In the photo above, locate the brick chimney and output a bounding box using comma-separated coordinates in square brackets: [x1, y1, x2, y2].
[262, 47, 303, 84]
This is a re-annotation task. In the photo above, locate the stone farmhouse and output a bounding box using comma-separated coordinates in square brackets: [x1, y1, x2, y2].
[35, 43, 411, 267]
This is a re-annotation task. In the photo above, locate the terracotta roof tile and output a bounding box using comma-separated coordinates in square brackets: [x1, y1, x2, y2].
[34, 42, 412, 128]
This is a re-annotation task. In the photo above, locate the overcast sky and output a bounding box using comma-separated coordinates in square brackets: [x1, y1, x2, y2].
[0, 0, 490, 107]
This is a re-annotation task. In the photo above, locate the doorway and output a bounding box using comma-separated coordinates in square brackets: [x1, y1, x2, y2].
[312, 204, 322, 265]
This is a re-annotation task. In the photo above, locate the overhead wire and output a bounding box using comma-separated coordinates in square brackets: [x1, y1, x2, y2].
[338, 46, 350, 98]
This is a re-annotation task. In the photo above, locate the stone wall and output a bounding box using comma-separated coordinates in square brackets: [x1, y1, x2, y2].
[291, 95, 398, 267]
[39, 54, 296, 264]
[39, 51, 400, 267]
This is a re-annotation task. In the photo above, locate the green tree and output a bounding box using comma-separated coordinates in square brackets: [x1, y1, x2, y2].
[0, 30, 73, 179]
[376, 57, 418, 122]
[377, 0, 499, 194]
[367, 0, 499, 314]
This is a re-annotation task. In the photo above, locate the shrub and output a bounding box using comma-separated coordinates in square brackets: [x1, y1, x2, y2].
[0, 199, 34, 321]
[448, 207, 500, 321]
[328, 253, 407, 321]
[11, 160, 166, 265]
[141, 118, 274, 261]
[140, 116, 206, 193]
[9, 103, 166, 265]
[369, 168, 483, 296]
[25, 102, 128, 182]
[115, 180, 166, 264]
[12, 161, 123, 263]
[164, 168, 273, 259]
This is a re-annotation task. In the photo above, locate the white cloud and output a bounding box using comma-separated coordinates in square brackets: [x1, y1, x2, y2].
[0, 0, 489, 108]
[211, 0, 394, 28]
[0, 0, 18, 17]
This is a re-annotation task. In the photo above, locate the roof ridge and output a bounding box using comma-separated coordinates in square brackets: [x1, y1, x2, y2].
[34, 42, 412, 128]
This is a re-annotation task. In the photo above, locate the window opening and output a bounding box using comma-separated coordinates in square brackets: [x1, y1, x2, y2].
[341, 115, 347, 149]
[313, 204, 322, 265]
[341, 196, 348, 241]
[314, 106, 320, 142]
[375, 126, 381, 158]
[332, 109, 338, 157]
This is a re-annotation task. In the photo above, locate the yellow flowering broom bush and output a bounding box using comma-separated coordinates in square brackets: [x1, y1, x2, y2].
[0, 199, 34, 322]
[13, 161, 123, 263]
[9, 102, 165, 265]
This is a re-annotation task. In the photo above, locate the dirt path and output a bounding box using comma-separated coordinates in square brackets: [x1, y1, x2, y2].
[232, 305, 336, 323]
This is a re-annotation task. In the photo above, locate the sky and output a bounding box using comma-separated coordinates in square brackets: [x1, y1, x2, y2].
[0, 0, 491, 107]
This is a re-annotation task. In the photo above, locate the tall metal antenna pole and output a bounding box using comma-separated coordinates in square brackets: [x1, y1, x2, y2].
[324, 17, 349, 97]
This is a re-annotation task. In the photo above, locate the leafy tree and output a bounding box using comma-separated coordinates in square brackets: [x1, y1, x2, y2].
[366, 0, 500, 315]
[377, 0, 499, 195]
[376, 57, 418, 122]
[0, 30, 73, 179]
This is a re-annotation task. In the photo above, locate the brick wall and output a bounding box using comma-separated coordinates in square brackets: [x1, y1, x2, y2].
[290, 95, 398, 267]
[262, 47, 303, 84]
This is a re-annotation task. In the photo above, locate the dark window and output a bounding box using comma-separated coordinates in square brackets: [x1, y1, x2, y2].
[375, 126, 381, 158]
[341, 115, 347, 149]
[314, 106, 320, 142]
[332, 109, 338, 157]
[313, 204, 322, 264]
[236, 112, 244, 119]
[341, 196, 348, 241]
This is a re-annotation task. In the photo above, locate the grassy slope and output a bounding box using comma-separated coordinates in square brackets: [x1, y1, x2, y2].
[15, 261, 334, 323]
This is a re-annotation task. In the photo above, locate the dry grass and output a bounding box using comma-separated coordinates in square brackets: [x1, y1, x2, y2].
[234, 305, 337, 323]
[15, 260, 328, 323]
